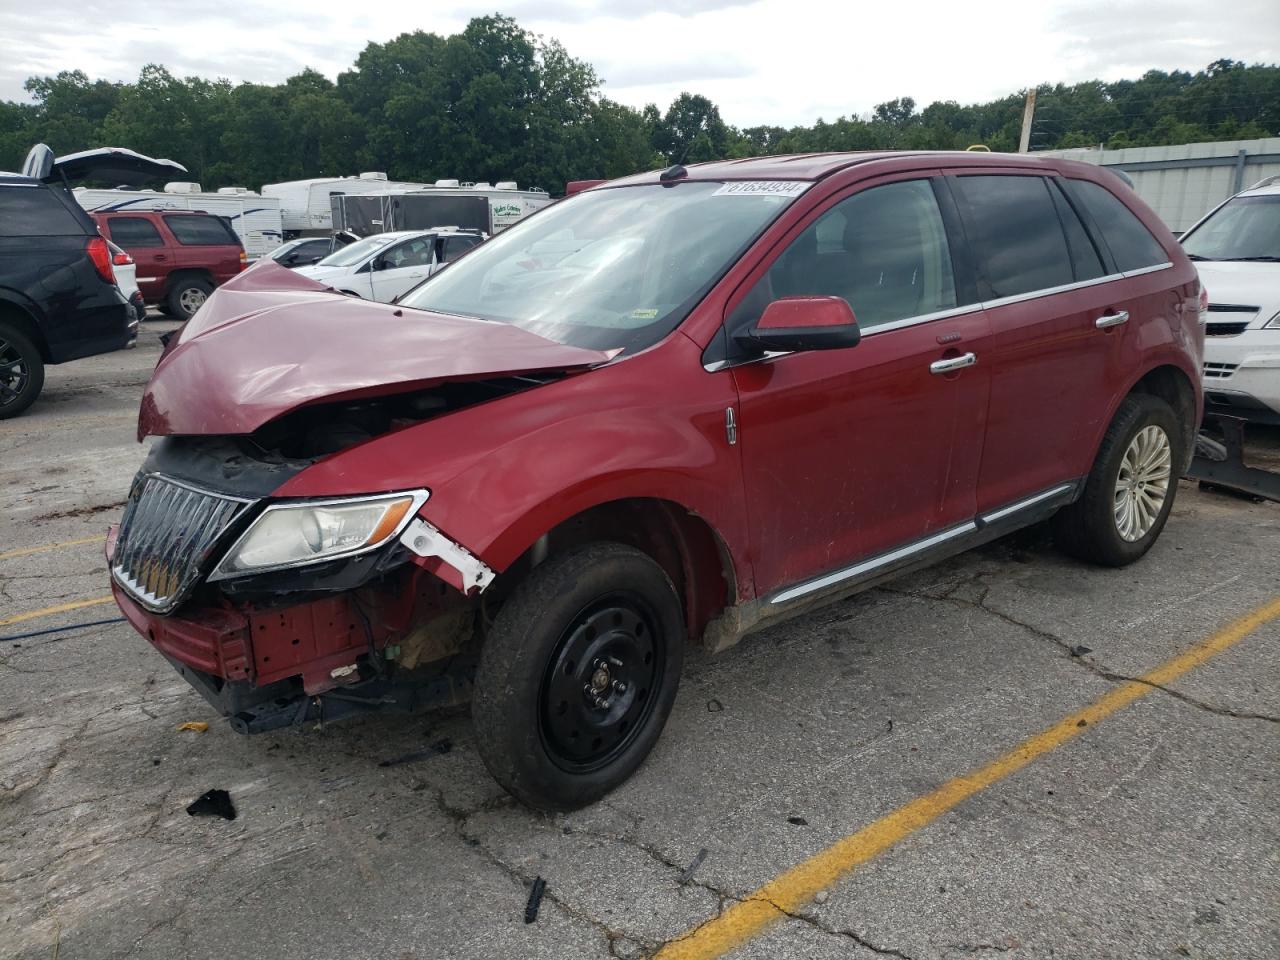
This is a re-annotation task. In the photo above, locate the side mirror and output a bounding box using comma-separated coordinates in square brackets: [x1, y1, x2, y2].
[372, 258, 389, 271]
[735, 296, 861, 353]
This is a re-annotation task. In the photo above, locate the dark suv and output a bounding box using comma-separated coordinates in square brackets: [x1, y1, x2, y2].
[0, 144, 184, 418]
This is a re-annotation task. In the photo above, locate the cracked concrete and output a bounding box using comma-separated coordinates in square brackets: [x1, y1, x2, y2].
[2, 329, 1278, 959]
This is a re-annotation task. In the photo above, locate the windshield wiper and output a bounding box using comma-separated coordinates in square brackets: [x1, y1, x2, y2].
[1220, 256, 1280, 262]
[1185, 254, 1215, 261]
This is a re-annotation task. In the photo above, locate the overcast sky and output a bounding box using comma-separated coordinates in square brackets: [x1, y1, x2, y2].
[3, 1, 1277, 127]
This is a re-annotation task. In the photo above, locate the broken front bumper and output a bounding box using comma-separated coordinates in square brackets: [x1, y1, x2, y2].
[108, 522, 479, 733]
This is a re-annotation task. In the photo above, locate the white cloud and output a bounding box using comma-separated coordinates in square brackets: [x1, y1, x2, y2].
[1, 0, 1276, 127]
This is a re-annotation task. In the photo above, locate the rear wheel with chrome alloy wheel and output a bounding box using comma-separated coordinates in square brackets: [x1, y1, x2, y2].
[1053, 393, 1182, 566]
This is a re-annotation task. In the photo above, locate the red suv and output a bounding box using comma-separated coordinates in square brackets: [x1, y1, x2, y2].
[109, 152, 1203, 810]
[92, 210, 246, 319]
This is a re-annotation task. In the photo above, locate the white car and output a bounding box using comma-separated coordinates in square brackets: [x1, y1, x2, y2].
[106, 239, 145, 324]
[295, 228, 484, 302]
[1182, 177, 1280, 425]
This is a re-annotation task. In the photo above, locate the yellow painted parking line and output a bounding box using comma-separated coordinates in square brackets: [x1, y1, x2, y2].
[0, 595, 115, 628]
[655, 596, 1280, 960]
[0, 535, 105, 562]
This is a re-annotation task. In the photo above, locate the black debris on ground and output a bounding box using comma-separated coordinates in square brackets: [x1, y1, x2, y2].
[186, 789, 236, 821]
[524, 876, 547, 924]
[787, 816, 808, 826]
[678, 848, 709, 885]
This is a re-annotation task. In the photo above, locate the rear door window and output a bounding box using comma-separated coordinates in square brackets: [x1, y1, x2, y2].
[0, 185, 86, 237]
[1064, 179, 1167, 272]
[727, 178, 959, 335]
[439, 235, 480, 263]
[952, 175, 1074, 299]
[106, 216, 164, 247]
[163, 214, 239, 246]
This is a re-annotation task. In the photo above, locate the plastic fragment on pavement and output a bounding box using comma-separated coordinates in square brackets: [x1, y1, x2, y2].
[524, 876, 547, 924]
[186, 788, 236, 821]
[176, 721, 209, 732]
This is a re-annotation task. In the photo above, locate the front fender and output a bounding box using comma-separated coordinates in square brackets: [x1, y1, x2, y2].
[278, 333, 752, 596]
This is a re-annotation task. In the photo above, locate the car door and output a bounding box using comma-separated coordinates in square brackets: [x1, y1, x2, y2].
[723, 174, 990, 597]
[102, 216, 171, 302]
[368, 236, 435, 302]
[947, 172, 1126, 512]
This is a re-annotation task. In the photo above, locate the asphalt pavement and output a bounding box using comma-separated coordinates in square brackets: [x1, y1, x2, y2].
[1, 323, 1277, 960]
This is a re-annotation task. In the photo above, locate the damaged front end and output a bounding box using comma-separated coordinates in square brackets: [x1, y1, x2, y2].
[109, 432, 493, 733]
[110, 263, 608, 733]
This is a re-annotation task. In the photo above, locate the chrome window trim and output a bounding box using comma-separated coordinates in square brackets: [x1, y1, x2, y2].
[860, 303, 984, 337]
[702, 260, 1173, 372]
[979, 482, 1076, 525]
[768, 521, 977, 606]
[1120, 261, 1174, 279]
[979, 272, 1123, 310]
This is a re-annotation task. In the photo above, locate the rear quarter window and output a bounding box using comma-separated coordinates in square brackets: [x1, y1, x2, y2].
[1065, 179, 1168, 272]
[0, 184, 86, 237]
[952, 174, 1075, 299]
[163, 214, 240, 246]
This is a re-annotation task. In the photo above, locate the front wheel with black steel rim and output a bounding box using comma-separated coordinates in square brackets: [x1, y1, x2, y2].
[1053, 393, 1183, 567]
[472, 542, 684, 811]
[0, 322, 45, 420]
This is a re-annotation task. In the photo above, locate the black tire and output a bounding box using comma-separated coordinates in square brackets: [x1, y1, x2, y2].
[1053, 393, 1183, 567]
[0, 322, 45, 420]
[165, 277, 213, 320]
[472, 542, 685, 811]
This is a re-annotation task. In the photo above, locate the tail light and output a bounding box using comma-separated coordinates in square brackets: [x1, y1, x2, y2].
[1199, 285, 1209, 315]
[86, 237, 115, 284]
[239, 250, 248, 270]
[112, 251, 133, 266]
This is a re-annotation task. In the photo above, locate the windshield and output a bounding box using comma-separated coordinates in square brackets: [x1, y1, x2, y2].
[317, 233, 398, 268]
[1182, 195, 1280, 260]
[398, 181, 805, 353]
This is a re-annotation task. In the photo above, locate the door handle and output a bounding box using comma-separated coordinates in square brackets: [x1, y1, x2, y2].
[1095, 310, 1129, 329]
[153, 254, 167, 261]
[930, 352, 976, 375]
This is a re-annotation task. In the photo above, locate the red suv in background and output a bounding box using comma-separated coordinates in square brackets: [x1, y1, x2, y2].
[92, 210, 246, 319]
[108, 152, 1203, 810]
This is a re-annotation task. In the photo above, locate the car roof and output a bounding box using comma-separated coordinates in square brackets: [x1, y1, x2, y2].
[1237, 181, 1280, 198]
[605, 150, 1099, 187]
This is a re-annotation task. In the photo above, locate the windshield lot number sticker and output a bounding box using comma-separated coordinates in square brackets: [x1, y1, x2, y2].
[713, 181, 809, 198]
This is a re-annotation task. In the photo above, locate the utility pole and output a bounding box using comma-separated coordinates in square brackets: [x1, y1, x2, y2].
[1018, 89, 1037, 153]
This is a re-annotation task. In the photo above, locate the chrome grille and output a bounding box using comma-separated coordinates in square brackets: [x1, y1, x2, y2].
[1205, 322, 1249, 337]
[112, 474, 252, 613]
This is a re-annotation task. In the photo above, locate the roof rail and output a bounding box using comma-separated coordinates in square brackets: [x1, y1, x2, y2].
[1247, 174, 1280, 191]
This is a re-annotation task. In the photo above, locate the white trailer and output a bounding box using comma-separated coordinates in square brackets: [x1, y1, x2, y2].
[261, 173, 433, 235]
[73, 183, 284, 259]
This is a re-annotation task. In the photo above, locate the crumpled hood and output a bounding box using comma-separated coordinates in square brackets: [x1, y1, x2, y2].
[138, 261, 610, 439]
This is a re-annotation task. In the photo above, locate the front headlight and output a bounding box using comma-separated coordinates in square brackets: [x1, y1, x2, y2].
[1264, 310, 1280, 329]
[210, 490, 429, 580]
